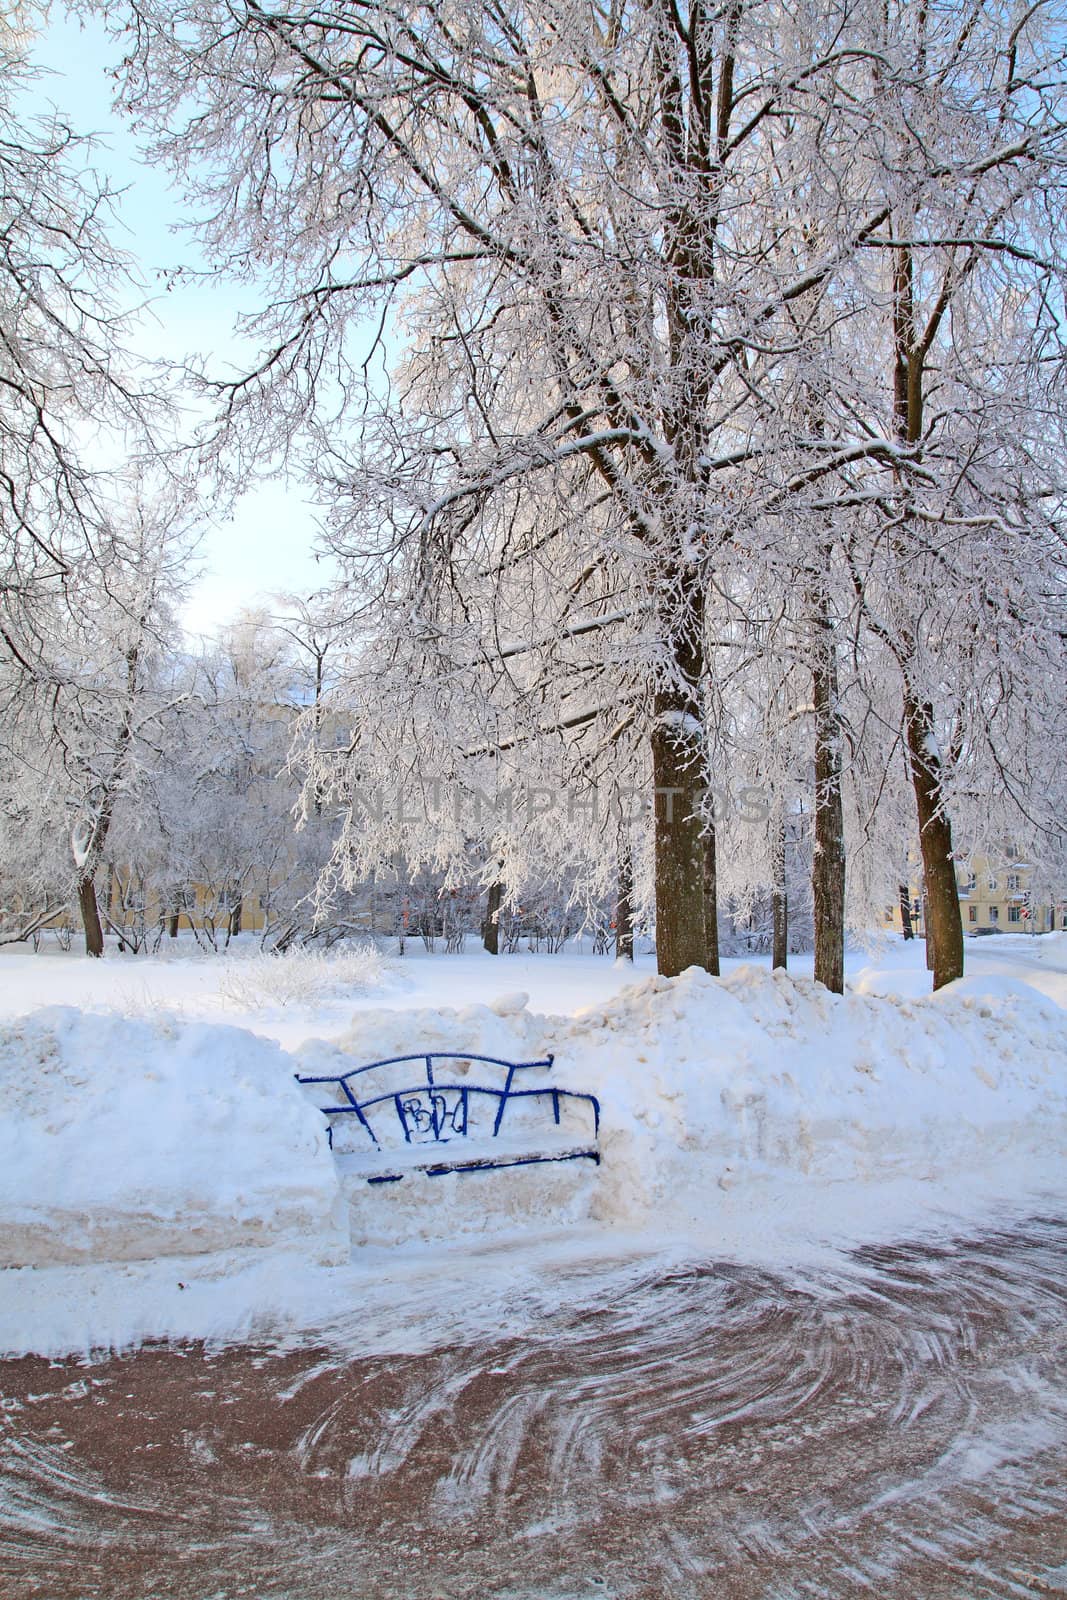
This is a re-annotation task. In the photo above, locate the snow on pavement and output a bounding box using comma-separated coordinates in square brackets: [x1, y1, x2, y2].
[2, 1213, 1066, 1599]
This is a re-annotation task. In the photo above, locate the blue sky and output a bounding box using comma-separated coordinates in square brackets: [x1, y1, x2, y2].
[28, 7, 331, 639]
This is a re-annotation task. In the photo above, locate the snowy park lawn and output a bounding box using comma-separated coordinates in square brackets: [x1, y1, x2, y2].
[1, 932, 1065, 1357]
[3, 928, 1066, 1039]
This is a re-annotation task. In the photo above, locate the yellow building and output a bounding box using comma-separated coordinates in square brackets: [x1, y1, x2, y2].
[887, 852, 1067, 937]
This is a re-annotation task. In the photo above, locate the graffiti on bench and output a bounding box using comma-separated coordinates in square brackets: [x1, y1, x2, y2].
[295, 1052, 600, 1182]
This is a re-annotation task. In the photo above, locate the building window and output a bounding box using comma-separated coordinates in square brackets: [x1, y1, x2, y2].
[968, 906, 978, 923]
[988, 876, 998, 891]
[989, 905, 999, 923]
[1007, 874, 1021, 891]
[1008, 905, 1021, 923]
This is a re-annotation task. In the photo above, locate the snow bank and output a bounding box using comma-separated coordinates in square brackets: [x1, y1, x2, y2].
[294, 966, 1067, 1244]
[5, 965, 1065, 1271]
[567, 966, 1067, 1230]
[0, 1008, 345, 1267]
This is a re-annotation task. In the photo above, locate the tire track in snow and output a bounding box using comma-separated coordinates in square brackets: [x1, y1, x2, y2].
[1, 1217, 1066, 1598]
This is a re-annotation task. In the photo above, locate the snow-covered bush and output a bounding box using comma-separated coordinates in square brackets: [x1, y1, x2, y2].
[216, 942, 391, 1010]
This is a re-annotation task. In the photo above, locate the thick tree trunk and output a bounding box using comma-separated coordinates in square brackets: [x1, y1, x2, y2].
[229, 898, 242, 939]
[812, 627, 845, 994]
[483, 879, 503, 955]
[898, 884, 914, 940]
[652, 7, 721, 980]
[650, 563, 707, 978]
[772, 817, 788, 971]
[702, 823, 720, 977]
[615, 831, 634, 962]
[78, 876, 104, 958]
[168, 912, 180, 939]
[904, 692, 963, 989]
[651, 704, 706, 977]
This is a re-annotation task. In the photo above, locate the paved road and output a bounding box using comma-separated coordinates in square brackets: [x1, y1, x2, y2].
[2, 1217, 1067, 1599]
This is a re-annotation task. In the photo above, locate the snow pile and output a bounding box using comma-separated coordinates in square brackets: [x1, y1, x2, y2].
[565, 966, 1067, 1229]
[295, 966, 1067, 1243]
[0, 1008, 345, 1268]
[4, 965, 1065, 1271]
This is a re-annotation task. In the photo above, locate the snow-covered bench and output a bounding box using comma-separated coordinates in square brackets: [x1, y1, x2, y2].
[295, 1051, 601, 1184]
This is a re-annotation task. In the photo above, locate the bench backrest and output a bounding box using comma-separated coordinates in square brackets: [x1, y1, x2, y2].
[295, 1051, 600, 1163]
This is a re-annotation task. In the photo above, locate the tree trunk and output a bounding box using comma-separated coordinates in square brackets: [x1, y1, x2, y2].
[898, 884, 914, 940]
[651, 704, 706, 977]
[615, 830, 634, 962]
[67, 640, 144, 965]
[107, 864, 121, 948]
[650, 565, 707, 978]
[702, 822, 720, 976]
[78, 875, 104, 958]
[904, 692, 963, 989]
[168, 912, 180, 939]
[229, 898, 242, 939]
[890, 238, 963, 991]
[483, 879, 503, 955]
[772, 816, 788, 971]
[812, 623, 845, 994]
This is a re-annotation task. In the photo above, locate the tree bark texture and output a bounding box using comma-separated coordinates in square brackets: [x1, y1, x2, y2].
[772, 817, 788, 971]
[904, 693, 964, 989]
[78, 875, 104, 958]
[615, 830, 634, 962]
[650, 567, 708, 978]
[898, 884, 914, 940]
[483, 879, 503, 955]
[812, 618, 845, 994]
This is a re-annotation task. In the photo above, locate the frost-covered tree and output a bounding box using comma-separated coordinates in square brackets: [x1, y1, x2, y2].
[0, 10, 157, 673]
[77, 0, 1067, 986]
[838, 0, 1067, 987]
[0, 489, 194, 954]
[83, 0, 917, 974]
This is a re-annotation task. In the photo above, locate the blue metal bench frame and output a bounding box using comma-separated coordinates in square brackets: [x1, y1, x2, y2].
[295, 1052, 601, 1182]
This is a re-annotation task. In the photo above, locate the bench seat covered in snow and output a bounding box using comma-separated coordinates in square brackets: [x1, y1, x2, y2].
[295, 1051, 600, 1183]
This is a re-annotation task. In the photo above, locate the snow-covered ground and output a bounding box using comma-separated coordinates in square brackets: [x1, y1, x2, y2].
[2, 929, 1065, 1042]
[1, 933, 1065, 1358]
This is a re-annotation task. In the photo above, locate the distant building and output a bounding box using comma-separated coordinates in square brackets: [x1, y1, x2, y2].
[886, 849, 1067, 937]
